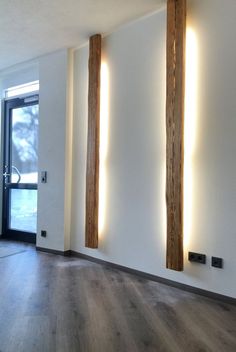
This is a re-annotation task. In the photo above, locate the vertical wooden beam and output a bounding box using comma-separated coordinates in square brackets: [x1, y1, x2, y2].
[166, 0, 186, 270]
[85, 34, 102, 248]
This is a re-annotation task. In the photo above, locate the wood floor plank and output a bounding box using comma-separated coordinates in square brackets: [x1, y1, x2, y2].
[0, 240, 235, 352]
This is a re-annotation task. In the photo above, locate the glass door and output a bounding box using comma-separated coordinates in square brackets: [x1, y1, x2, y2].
[2, 96, 39, 243]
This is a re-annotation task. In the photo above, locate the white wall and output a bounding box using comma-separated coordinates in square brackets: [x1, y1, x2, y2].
[37, 49, 72, 251]
[71, 0, 236, 298]
[0, 61, 38, 98]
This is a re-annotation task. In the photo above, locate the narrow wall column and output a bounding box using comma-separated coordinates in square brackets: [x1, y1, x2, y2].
[37, 49, 72, 252]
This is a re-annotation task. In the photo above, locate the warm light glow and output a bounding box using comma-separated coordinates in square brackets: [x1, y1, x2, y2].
[184, 28, 198, 248]
[99, 62, 109, 236]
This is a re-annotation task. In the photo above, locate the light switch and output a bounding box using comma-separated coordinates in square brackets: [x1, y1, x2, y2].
[41, 171, 47, 183]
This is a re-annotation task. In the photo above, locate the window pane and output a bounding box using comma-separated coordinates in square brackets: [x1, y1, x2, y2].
[10, 189, 37, 233]
[11, 105, 39, 183]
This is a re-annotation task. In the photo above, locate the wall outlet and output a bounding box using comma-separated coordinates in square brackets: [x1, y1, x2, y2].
[41, 230, 47, 238]
[212, 257, 223, 269]
[188, 252, 206, 264]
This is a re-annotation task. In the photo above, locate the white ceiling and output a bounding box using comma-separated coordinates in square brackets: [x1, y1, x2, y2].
[0, 0, 165, 71]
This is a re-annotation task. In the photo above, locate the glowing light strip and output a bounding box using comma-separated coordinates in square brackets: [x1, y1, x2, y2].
[184, 28, 198, 247]
[99, 63, 109, 235]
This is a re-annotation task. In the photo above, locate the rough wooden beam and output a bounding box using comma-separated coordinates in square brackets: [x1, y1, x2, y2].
[85, 34, 102, 248]
[166, 0, 186, 271]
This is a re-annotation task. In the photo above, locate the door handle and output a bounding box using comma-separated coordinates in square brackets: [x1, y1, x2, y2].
[3, 166, 21, 184]
[12, 166, 21, 183]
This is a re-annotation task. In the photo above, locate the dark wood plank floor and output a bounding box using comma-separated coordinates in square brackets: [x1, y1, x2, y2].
[0, 240, 235, 352]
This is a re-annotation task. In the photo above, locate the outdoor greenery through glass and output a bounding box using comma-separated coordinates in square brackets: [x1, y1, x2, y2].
[9, 104, 38, 233]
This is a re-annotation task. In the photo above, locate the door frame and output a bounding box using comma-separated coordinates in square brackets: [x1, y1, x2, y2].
[1, 95, 39, 244]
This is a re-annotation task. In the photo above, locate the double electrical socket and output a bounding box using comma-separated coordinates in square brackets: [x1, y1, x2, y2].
[188, 252, 206, 264]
